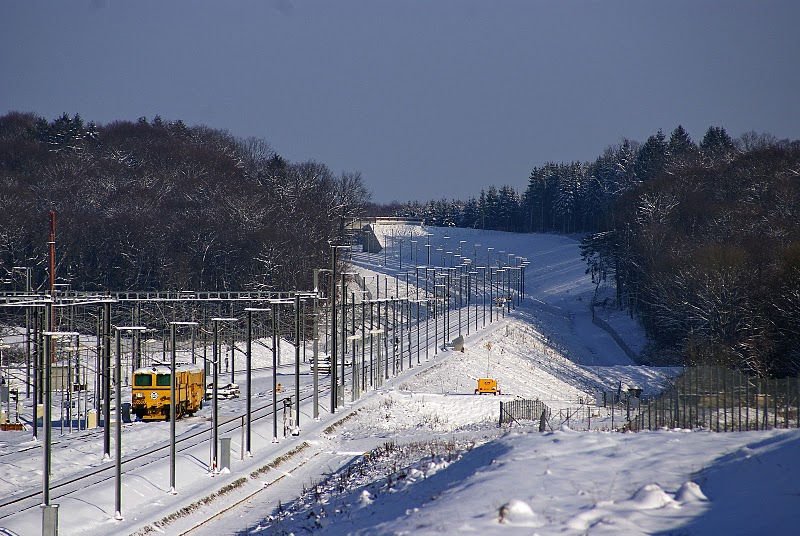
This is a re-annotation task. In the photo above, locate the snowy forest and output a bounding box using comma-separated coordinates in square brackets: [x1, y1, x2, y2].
[0, 111, 369, 291]
[2, 112, 799, 377]
[386, 126, 800, 377]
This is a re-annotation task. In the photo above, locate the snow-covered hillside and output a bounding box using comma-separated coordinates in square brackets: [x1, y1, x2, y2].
[2, 226, 799, 536]
[205, 226, 800, 535]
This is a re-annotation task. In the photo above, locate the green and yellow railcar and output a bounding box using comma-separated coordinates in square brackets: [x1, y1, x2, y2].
[132, 363, 204, 421]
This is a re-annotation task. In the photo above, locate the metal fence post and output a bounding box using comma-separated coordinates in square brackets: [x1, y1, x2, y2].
[755, 377, 760, 431]
[746, 373, 750, 431]
[737, 370, 742, 432]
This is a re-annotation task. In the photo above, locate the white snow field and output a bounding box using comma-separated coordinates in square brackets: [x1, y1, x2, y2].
[1, 226, 799, 536]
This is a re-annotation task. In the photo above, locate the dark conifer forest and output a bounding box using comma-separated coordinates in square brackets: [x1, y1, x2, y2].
[389, 126, 800, 376]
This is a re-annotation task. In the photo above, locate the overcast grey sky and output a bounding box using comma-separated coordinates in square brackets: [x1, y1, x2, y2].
[2, 1, 798, 203]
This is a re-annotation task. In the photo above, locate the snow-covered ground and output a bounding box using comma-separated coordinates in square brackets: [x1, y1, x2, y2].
[2, 226, 799, 535]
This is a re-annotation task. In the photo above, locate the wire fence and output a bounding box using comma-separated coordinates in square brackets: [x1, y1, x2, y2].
[499, 400, 634, 432]
[631, 366, 800, 432]
[499, 367, 800, 434]
[499, 399, 551, 427]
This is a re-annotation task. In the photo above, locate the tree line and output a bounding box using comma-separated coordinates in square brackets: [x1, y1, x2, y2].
[583, 133, 800, 377]
[0, 111, 369, 292]
[4, 110, 799, 375]
[387, 126, 800, 376]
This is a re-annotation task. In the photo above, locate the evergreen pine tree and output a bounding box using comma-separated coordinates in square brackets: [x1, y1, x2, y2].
[497, 185, 519, 232]
[700, 126, 735, 161]
[667, 125, 697, 157]
[459, 197, 480, 228]
[478, 190, 487, 229]
[666, 124, 699, 173]
[483, 186, 500, 230]
[634, 129, 668, 181]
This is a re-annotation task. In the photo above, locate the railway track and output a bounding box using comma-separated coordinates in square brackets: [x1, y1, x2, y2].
[0, 301, 493, 521]
[0, 382, 326, 520]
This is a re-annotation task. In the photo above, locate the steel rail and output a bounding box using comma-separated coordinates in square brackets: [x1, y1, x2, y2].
[0, 382, 324, 518]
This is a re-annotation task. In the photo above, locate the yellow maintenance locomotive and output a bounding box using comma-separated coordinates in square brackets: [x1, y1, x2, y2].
[132, 363, 204, 421]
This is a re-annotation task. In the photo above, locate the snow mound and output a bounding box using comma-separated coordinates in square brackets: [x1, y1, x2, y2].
[358, 489, 373, 507]
[424, 459, 450, 478]
[675, 481, 708, 503]
[630, 483, 677, 509]
[498, 499, 540, 525]
[407, 468, 425, 481]
[567, 509, 607, 531]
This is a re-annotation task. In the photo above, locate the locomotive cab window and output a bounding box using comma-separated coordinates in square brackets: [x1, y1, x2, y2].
[134, 375, 152, 387]
[156, 374, 171, 387]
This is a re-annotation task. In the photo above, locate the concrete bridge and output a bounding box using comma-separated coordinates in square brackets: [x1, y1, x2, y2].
[345, 217, 425, 253]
